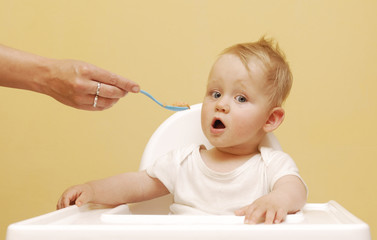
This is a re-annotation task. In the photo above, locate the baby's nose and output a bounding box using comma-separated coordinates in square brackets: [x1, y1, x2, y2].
[215, 102, 230, 113]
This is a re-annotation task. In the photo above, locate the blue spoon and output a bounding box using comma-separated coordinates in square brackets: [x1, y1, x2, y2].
[140, 90, 190, 111]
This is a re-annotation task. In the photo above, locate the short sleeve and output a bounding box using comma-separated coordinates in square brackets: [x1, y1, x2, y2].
[260, 146, 307, 192]
[146, 145, 197, 194]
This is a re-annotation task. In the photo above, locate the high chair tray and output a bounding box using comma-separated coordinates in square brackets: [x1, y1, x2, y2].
[100, 205, 305, 224]
[6, 201, 371, 240]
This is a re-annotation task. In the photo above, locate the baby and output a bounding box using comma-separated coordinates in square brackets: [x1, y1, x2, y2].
[57, 37, 307, 224]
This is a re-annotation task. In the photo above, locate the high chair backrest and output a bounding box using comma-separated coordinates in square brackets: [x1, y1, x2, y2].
[140, 103, 282, 170]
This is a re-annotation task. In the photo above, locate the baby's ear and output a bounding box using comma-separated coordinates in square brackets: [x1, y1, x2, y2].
[263, 107, 285, 133]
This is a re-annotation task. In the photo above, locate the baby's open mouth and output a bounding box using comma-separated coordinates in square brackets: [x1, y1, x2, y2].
[212, 119, 226, 129]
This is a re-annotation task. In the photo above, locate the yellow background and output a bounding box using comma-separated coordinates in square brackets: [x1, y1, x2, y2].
[1, 0, 376, 239]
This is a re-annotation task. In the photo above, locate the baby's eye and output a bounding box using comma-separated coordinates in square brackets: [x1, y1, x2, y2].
[235, 95, 247, 103]
[212, 91, 221, 99]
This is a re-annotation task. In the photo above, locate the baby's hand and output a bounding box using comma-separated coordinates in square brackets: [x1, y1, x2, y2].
[56, 184, 94, 210]
[235, 193, 287, 224]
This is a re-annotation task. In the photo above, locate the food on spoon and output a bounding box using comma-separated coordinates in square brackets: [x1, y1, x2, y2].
[172, 102, 190, 109]
[164, 102, 190, 109]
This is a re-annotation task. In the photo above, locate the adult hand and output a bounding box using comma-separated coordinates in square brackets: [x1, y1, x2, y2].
[0, 44, 140, 111]
[43, 59, 140, 111]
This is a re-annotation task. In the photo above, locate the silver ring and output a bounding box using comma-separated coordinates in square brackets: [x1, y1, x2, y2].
[96, 82, 101, 96]
[93, 95, 99, 108]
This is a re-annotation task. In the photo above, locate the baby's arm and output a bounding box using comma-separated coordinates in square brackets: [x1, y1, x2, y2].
[235, 175, 307, 224]
[57, 170, 169, 209]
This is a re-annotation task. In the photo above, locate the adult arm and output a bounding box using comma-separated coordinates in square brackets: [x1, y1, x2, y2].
[0, 44, 139, 110]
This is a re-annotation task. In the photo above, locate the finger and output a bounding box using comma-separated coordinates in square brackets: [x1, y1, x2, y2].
[265, 210, 276, 224]
[274, 208, 286, 224]
[73, 94, 119, 111]
[56, 198, 62, 210]
[63, 195, 72, 208]
[245, 208, 264, 224]
[235, 206, 247, 216]
[89, 67, 140, 93]
[90, 96, 119, 111]
[75, 192, 90, 207]
[91, 82, 128, 99]
[57, 194, 72, 209]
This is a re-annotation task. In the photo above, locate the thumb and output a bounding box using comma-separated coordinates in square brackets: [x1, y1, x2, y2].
[235, 206, 247, 216]
[75, 192, 91, 207]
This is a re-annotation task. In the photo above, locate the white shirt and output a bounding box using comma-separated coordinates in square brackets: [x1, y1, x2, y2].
[146, 144, 303, 215]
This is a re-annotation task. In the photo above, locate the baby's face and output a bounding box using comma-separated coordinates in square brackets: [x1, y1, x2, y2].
[201, 54, 272, 155]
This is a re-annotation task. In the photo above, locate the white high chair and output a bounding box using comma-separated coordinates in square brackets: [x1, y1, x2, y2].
[6, 104, 371, 240]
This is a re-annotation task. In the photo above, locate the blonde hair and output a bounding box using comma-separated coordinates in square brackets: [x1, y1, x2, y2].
[221, 37, 293, 107]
